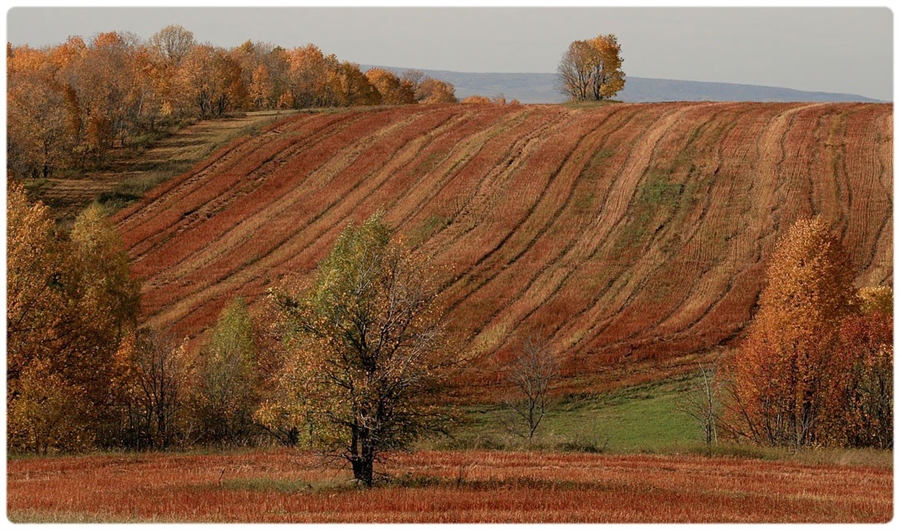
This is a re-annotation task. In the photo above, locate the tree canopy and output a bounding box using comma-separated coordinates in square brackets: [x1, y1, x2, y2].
[557, 34, 625, 102]
[260, 213, 455, 486]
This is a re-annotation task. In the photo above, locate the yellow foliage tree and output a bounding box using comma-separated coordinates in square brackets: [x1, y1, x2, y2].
[558, 34, 625, 101]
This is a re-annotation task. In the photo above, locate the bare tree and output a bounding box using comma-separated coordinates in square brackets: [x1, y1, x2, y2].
[115, 328, 191, 450]
[679, 360, 721, 446]
[504, 334, 559, 443]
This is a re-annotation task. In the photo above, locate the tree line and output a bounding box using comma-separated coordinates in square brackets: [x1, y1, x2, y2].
[7, 24, 457, 181]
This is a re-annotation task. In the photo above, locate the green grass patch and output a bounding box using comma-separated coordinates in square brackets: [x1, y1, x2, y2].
[639, 173, 683, 208]
[410, 214, 451, 245]
[434, 373, 704, 453]
[579, 148, 615, 181]
[613, 172, 693, 253]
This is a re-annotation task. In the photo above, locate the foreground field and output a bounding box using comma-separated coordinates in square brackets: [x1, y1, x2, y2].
[112, 101, 892, 395]
[7, 449, 891, 523]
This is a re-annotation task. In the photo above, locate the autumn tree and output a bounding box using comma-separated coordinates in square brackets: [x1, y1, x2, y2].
[365, 68, 415, 105]
[7, 187, 140, 452]
[7, 26, 459, 183]
[834, 288, 892, 448]
[264, 213, 454, 486]
[335, 61, 381, 106]
[149, 24, 195, 65]
[113, 328, 192, 449]
[722, 217, 856, 447]
[193, 298, 260, 445]
[7, 45, 76, 178]
[503, 334, 558, 443]
[558, 34, 625, 102]
[7, 182, 70, 451]
[415, 77, 458, 104]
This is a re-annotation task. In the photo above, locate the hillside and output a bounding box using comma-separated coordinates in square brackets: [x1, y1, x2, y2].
[361, 66, 885, 104]
[113, 102, 893, 393]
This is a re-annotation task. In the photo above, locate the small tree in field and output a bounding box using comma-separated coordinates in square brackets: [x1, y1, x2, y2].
[680, 360, 721, 446]
[266, 213, 454, 486]
[722, 217, 855, 447]
[504, 334, 558, 443]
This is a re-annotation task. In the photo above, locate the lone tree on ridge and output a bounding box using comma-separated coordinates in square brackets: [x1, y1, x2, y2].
[557, 34, 625, 102]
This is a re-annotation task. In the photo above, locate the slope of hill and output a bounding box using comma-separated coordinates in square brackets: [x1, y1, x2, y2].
[114, 102, 893, 393]
[362, 66, 885, 104]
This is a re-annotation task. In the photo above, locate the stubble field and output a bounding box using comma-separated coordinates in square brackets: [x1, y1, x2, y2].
[112, 102, 893, 396]
[6, 449, 892, 523]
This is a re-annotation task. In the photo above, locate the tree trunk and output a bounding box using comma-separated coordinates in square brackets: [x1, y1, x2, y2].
[350, 426, 375, 487]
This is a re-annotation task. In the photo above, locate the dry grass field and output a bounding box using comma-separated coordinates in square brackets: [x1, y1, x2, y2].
[111, 101, 892, 396]
[29, 110, 298, 223]
[6, 449, 891, 523]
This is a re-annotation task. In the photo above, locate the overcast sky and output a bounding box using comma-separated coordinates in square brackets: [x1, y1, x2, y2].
[5, 5, 894, 101]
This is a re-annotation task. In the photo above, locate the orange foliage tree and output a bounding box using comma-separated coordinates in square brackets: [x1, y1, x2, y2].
[365, 68, 415, 105]
[835, 290, 892, 448]
[7, 26, 457, 181]
[720, 217, 883, 448]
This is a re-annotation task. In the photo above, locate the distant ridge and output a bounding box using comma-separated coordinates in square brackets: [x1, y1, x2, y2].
[362, 65, 885, 104]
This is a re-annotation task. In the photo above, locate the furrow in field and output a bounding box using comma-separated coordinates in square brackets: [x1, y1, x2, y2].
[151, 106, 529, 329]
[114, 115, 310, 234]
[422, 107, 576, 308]
[141, 107, 462, 293]
[480, 103, 703, 363]
[544, 104, 740, 362]
[140, 106, 466, 326]
[118, 112, 354, 260]
[443, 105, 648, 358]
[115, 102, 892, 390]
[581, 104, 762, 356]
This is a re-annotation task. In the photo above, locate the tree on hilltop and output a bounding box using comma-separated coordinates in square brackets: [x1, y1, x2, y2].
[558, 34, 625, 102]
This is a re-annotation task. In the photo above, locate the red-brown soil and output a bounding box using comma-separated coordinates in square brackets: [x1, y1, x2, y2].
[6, 449, 891, 523]
[113, 102, 893, 395]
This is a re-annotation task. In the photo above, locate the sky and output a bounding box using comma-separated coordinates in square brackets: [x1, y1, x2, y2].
[4, 4, 894, 101]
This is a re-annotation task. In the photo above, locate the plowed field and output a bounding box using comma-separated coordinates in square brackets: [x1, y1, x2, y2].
[114, 102, 893, 394]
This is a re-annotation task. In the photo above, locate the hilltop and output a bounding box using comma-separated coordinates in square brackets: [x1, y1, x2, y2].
[113, 102, 892, 394]
[361, 66, 886, 104]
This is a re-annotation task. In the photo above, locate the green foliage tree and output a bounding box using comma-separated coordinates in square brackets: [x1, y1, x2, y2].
[263, 213, 454, 486]
[194, 297, 259, 445]
[558, 34, 625, 102]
